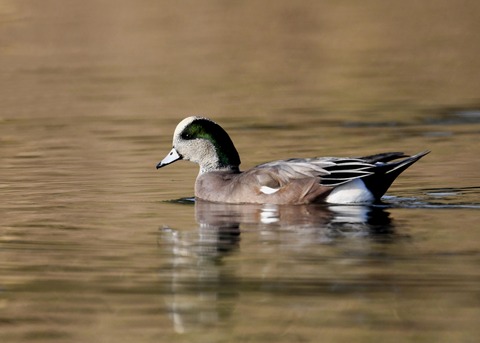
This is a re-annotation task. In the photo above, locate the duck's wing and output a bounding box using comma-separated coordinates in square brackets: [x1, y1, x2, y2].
[314, 151, 430, 190]
[254, 151, 430, 190]
[355, 152, 408, 163]
[238, 151, 429, 203]
[254, 157, 375, 187]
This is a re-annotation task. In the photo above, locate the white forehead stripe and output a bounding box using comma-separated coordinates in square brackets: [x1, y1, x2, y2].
[173, 116, 197, 140]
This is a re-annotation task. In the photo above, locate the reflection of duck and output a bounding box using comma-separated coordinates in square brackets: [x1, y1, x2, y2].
[161, 200, 395, 333]
[195, 200, 394, 243]
[195, 200, 393, 247]
[157, 116, 429, 204]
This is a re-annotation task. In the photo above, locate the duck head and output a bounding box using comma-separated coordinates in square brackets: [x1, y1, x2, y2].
[156, 116, 241, 173]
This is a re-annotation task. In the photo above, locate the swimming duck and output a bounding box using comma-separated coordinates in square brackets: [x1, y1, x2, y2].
[156, 116, 429, 204]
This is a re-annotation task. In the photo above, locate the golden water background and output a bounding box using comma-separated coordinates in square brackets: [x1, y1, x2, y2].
[1, 1, 479, 342]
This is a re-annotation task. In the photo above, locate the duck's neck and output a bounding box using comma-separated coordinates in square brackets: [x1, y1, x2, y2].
[198, 142, 240, 174]
[199, 163, 240, 175]
[191, 129, 241, 174]
[216, 145, 240, 170]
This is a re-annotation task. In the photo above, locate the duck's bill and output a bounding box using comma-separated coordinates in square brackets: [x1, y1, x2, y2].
[156, 148, 182, 169]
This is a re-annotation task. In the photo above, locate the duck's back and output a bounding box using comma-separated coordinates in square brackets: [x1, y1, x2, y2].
[195, 167, 334, 205]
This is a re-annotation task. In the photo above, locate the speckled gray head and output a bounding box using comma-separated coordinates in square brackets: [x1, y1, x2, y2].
[156, 116, 240, 173]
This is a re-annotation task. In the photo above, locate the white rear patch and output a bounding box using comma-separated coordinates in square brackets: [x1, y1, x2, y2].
[260, 186, 280, 195]
[326, 179, 374, 204]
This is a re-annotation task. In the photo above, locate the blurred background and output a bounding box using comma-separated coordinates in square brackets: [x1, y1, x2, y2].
[1, 1, 479, 342]
[2, 0, 479, 120]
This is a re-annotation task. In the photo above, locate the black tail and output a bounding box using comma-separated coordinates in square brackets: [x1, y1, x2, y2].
[362, 151, 430, 200]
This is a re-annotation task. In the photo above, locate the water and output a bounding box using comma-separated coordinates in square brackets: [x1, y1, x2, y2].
[1, 1, 480, 342]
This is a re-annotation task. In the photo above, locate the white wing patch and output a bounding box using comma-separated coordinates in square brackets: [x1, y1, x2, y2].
[260, 186, 280, 195]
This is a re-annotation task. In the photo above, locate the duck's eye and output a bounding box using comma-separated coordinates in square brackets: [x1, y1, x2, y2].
[181, 132, 193, 140]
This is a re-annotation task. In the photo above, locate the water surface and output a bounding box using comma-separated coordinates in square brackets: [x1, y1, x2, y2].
[1, 1, 480, 342]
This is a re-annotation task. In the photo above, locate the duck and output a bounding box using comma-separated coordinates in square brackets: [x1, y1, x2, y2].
[156, 116, 429, 205]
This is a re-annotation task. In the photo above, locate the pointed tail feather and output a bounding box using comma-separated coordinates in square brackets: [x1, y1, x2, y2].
[362, 151, 430, 200]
